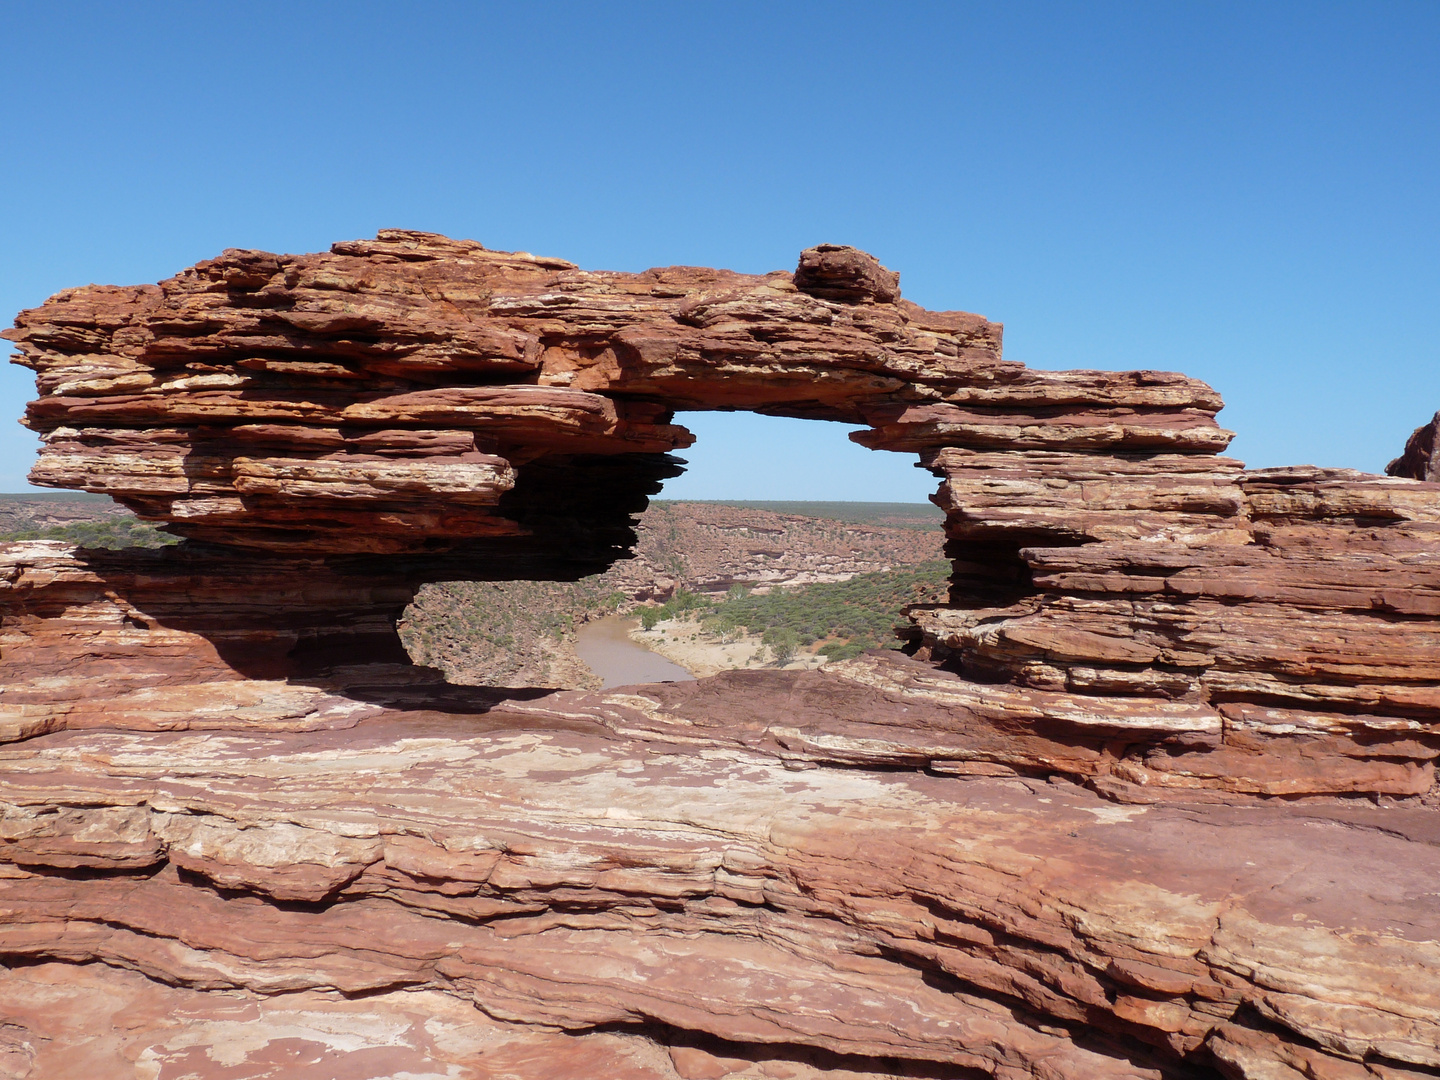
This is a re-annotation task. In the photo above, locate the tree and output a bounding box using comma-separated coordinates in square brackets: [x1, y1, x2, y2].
[762, 626, 799, 666]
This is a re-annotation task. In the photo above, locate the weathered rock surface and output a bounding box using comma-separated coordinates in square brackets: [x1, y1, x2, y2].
[0, 539, 422, 744]
[0, 962, 747, 1080]
[1, 660, 1438, 1080]
[1389, 411, 1440, 482]
[6, 231, 1235, 569]
[904, 455, 1440, 795]
[4, 233, 997, 561]
[3, 533, 1438, 1076]
[3, 235, 1439, 1077]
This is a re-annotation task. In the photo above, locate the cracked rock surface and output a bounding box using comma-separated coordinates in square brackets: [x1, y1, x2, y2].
[1, 660, 1438, 1078]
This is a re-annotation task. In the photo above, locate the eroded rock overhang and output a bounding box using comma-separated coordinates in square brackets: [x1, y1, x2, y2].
[3, 230, 1224, 571]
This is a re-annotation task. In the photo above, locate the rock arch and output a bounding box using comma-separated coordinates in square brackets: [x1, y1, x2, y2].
[5, 230, 1434, 768]
[2, 233, 1439, 1078]
[6, 232, 1225, 567]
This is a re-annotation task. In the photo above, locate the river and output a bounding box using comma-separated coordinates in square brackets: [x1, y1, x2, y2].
[572, 615, 697, 689]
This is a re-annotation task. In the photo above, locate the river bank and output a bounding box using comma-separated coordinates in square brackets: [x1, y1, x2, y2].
[630, 617, 828, 678]
[572, 614, 827, 687]
[571, 615, 695, 688]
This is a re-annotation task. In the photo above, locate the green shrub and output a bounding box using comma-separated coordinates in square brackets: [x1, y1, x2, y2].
[762, 626, 799, 664]
[701, 560, 949, 651]
[0, 518, 178, 549]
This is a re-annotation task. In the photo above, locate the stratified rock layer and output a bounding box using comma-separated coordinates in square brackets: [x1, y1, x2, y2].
[903, 455, 1440, 796]
[5, 233, 998, 560]
[3, 234, 1439, 1078]
[0, 541, 421, 744]
[2, 659, 1438, 1080]
[6, 231, 1236, 570]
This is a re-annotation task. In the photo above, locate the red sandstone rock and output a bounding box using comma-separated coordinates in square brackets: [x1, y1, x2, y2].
[3, 234, 1439, 1077]
[906, 456, 1440, 753]
[853, 401, 1234, 454]
[3, 231, 1007, 558]
[0, 962, 692, 1079]
[7, 231, 1229, 564]
[792, 244, 901, 304]
[0, 683, 1437, 1078]
[1389, 410, 1440, 481]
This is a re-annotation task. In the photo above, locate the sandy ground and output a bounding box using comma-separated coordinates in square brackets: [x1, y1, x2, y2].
[631, 617, 827, 678]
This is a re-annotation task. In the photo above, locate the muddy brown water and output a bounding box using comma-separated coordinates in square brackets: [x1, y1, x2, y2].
[572, 615, 696, 689]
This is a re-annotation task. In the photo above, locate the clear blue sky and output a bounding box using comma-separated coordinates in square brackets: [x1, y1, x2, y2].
[2, 1, 1436, 500]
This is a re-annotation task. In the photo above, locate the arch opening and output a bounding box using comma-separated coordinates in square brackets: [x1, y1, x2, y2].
[399, 412, 952, 690]
[663, 411, 939, 503]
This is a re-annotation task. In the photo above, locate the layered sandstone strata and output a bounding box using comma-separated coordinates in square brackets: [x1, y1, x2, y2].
[1, 657, 1438, 1079]
[3, 234, 1439, 1078]
[897, 451, 1440, 799]
[0, 541, 414, 743]
[4, 232, 997, 560]
[5, 232, 1239, 568]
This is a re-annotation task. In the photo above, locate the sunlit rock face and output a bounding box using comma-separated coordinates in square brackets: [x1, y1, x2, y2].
[906, 457, 1440, 794]
[2, 234, 1439, 1080]
[1389, 410, 1440, 482]
[5, 663, 1440, 1080]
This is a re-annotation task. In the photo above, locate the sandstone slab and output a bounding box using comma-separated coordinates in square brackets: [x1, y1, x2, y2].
[2, 678, 1437, 1079]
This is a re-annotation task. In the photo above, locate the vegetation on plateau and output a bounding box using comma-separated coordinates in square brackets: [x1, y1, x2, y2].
[400, 576, 630, 686]
[0, 495, 949, 681]
[0, 518, 177, 549]
[640, 559, 952, 660]
[652, 500, 943, 530]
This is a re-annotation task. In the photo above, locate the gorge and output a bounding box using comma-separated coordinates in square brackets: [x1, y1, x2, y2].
[0, 232, 1437, 1080]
